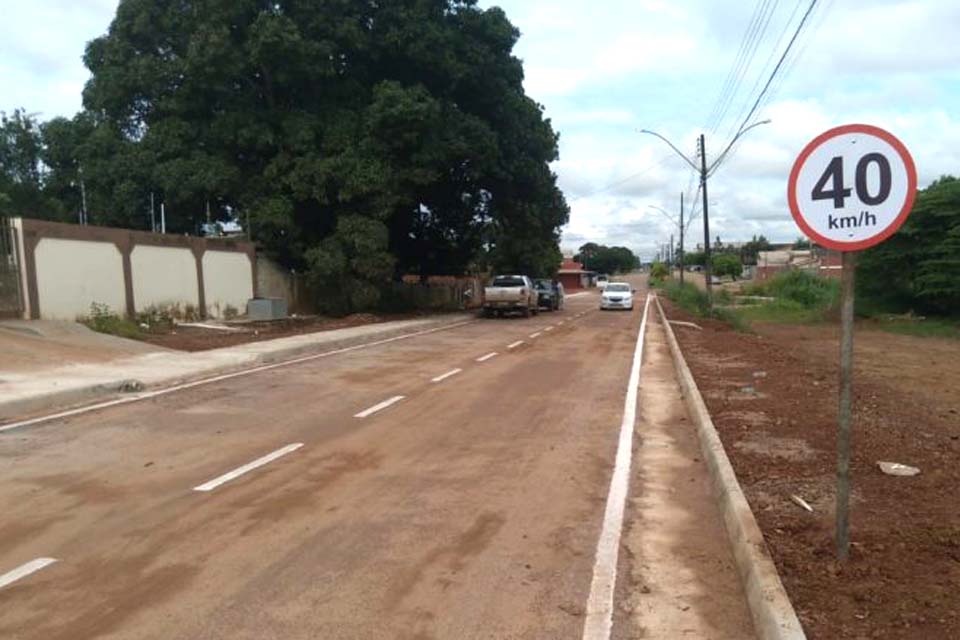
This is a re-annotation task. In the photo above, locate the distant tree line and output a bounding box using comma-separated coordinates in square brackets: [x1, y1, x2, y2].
[0, 1, 569, 314]
[574, 242, 640, 274]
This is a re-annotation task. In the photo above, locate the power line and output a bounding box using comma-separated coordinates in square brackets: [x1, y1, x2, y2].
[721, 0, 805, 144]
[567, 153, 677, 202]
[703, 0, 771, 133]
[727, 0, 820, 151]
[707, 0, 781, 135]
[713, 0, 830, 172]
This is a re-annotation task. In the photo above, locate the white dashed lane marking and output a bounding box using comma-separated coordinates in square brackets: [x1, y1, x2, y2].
[194, 443, 304, 492]
[0, 558, 58, 590]
[431, 368, 462, 383]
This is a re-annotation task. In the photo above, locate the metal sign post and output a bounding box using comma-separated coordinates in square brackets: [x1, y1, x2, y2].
[788, 124, 917, 560]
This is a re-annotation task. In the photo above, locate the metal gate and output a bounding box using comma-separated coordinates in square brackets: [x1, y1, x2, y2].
[0, 217, 24, 318]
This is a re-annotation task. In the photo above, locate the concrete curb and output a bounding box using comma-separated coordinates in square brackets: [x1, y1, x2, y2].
[655, 296, 807, 640]
[0, 314, 474, 423]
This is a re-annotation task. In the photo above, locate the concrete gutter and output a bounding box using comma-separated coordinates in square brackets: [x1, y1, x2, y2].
[654, 295, 807, 640]
[0, 314, 474, 423]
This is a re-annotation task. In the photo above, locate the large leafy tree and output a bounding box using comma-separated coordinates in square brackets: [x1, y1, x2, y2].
[858, 176, 960, 315]
[75, 0, 568, 308]
[0, 110, 68, 220]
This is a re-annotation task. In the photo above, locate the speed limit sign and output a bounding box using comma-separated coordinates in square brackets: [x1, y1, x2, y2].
[788, 124, 917, 251]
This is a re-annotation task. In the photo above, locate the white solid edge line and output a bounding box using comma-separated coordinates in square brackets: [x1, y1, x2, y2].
[354, 395, 406, 418]
[194, 443, 304, 492]
[507, 340, 524, 349]
[0, 558, 58, 590]
[581, 293, 651, 640]
[529, 332, 542, 338]
[431, 368, 462, 383]
[0, 320, 476, 434]
[476, 352, 498, 362]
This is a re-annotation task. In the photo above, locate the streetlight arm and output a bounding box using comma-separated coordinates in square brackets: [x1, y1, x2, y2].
[707, 119, 772, 176]
[639, 129, 699, 171]
[647, 205, 678, 226]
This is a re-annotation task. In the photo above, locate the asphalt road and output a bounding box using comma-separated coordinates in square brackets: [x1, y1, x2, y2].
[0, 284, 754, 639]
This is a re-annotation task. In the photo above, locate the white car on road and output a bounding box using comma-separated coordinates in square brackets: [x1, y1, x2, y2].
[600, 282, 635, 310]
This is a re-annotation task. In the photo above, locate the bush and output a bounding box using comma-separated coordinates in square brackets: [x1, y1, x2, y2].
[713, 254, 743, 279]
[662, 280, 748, 331]
[83, 302, 143, 339]
[663, 280, 710, 315]
[762, 270, 839, 309]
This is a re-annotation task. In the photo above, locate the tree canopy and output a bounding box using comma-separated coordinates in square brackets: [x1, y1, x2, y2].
[1, 0, 569, 311]
[574, 242, 640, 274]
[859, 175, 960, 316]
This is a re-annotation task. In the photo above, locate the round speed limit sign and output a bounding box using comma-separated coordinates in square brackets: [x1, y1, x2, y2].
[788, 124, 917, 251]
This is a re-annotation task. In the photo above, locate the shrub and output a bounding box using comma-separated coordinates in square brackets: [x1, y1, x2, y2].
[650, 261, 669, 279]
[83, 302, 143, 339]
[763, 270, 839, 309]
[713, 254, 743, 279]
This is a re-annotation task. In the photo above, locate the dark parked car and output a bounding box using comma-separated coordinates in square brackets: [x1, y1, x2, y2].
[534, 279, 565, 311]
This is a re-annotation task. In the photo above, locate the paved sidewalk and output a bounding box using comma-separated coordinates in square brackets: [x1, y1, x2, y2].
[0, 314, 473, 422]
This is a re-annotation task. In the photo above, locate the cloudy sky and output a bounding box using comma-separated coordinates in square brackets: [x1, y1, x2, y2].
[4, 1, 959, 259]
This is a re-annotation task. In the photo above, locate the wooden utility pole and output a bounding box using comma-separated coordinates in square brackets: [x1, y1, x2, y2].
[679, 192, 685, 284]
[699, 134, 712, 302]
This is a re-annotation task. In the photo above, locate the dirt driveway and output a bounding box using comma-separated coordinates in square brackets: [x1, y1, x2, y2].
[661, 300, 960, 639]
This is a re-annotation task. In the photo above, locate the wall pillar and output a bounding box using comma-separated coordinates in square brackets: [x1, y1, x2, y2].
[192, 246, 207, 319]
[114, 235, 136, 318]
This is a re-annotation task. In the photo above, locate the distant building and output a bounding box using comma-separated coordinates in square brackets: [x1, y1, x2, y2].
[756, 247, 842, 280]
[557, 258, 596, 290]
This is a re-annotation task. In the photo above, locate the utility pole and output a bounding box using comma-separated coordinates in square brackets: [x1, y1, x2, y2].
[699, 134, 712, 302]
[679, 191, 685, 285]
[160, 203, 166, 234]
[669, 234, 674, 270]
[639, 119, 769, 305]
[150, 192, 156, 232]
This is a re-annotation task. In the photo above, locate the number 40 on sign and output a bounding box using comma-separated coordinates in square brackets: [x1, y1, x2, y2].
[788, 123, 917, 252]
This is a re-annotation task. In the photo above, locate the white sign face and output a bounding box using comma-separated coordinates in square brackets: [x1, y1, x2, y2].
[788, 124, 917, 251]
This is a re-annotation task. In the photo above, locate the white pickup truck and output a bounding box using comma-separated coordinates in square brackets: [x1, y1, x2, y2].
[483, 275, 539, 317]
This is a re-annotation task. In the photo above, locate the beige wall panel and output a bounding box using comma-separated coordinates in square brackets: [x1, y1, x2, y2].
[131, 245, 198, 312]
[34, 238, 125, 319]
[203, 251, 253, 317]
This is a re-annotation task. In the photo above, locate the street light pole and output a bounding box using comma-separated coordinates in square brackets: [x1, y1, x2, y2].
[700, 134, 712, 301]
[679, 192, 685, 285]
[640, 120, 770, 305]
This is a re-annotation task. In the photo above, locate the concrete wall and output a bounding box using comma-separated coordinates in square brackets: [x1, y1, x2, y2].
[256, 256, 293, 302]
[203, 251, 254, 318]
[132, 245, 199, 312]
[34, 238, 126, 319]
[15, 218, 256, 321]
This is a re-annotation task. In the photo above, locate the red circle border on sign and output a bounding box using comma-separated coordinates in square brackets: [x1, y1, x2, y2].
[787, 123, 918, 252]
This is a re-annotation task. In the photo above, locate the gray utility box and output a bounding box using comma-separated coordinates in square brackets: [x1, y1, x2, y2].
[247, 297, 288, 321]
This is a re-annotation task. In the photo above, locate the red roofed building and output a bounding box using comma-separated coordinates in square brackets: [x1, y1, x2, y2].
[557, 258, 595, 291]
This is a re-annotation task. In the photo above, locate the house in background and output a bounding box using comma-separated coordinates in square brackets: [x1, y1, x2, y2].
[756, 247, 843, 281]
[557, 258, 596, 290]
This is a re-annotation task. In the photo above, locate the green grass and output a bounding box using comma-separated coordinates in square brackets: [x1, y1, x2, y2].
[870, 317, 960, 339]
[733, 299, 826, 324]
[746, 270, 840, 308]
[661, 279, 749, 332]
